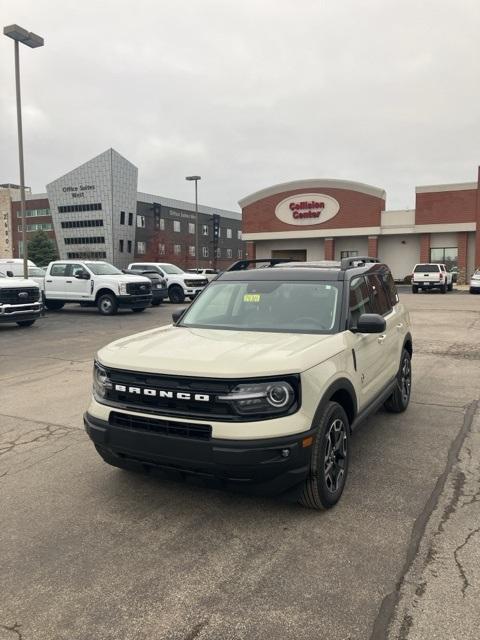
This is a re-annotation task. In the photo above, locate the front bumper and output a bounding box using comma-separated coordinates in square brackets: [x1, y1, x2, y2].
[117, 294, 152, 308]
[0, 302, 42, 324]
[184, 287, 205, 296]
[84, 411, 314, 497]
[414, 281, 443, 288]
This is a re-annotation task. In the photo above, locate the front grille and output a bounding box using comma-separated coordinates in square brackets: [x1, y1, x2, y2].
[0, 287, 40, 305]
[184, 279, 207, 288]
[126, 282, 151, 295]
[102, 368, 300, 422]
[109, 411, 212, 440]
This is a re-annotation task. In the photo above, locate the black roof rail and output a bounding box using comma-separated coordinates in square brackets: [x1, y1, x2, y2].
[226, 258, 294, 272]
[340, 256, 380, 271]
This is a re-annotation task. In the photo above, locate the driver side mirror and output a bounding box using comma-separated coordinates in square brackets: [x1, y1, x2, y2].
[6, 270, 14, 277]
[354, 313, 386, 334]
[75, 271, 90, 280]
[172, 308, 187, 324]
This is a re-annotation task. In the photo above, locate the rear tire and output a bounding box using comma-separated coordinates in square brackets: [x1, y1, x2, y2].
[447, 283, 453, 291]
[45, 300, 65, 311]
[441, 284, 447, 294]
[17, 320, 35, 327]
[169, 285, 185, 304]
[298, 402, 350, 510]
[97, 293, 118, 315]
[384, 349, 412, 413]
[412, 285, 418, 294]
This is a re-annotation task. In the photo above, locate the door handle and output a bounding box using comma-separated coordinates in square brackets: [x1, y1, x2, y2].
[46, 279, 52, 283]
[66, 280, 72, 283]
[377, 334, 386, 343]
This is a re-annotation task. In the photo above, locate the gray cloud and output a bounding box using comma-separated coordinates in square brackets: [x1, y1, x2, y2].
[1, 0, 479, 212]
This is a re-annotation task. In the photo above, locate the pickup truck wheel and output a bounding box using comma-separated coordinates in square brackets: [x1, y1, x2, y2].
[169, 285, 185, 304]
[411, 285, 418, 294]
[17, 320, 35, 327]
[447, 283, 453, 291]
[384, 349, 412, 413]
[441, 284, 447, 294]
[97, 293, 118, 315]
[45, 300, 64, 311]
[298, 401, 349, 510]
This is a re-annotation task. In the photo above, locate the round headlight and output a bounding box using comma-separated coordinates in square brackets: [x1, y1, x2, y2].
[266, 382, 293, 408]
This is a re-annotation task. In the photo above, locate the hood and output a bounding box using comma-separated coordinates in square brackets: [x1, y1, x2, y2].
[0, 277, 39, 289]
[117, 274, 151, 284]
[182, 273, 207, 281]
[97, 325, 347, 377]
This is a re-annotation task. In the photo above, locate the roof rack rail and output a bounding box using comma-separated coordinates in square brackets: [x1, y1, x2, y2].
[226, 258, 294, 272]
[340, 256, 379, 271]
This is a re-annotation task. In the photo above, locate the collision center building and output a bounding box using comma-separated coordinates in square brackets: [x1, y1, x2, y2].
[240, 173, 480, 283]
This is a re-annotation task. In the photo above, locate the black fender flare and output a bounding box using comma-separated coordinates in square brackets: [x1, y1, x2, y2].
[311, 377, 358, 432]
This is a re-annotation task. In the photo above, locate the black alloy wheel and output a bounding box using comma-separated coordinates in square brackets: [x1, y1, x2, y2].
[169, 285, 185, 304]
[384, 349, 412, 413]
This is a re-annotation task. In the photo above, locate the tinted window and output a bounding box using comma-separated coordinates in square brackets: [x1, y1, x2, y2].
[414, 264, 440, 273]
[381, 271, 398, 307]
[349, 276, 373, 328]
[367, 274, 392, 315]
[50, 264, 68, 277]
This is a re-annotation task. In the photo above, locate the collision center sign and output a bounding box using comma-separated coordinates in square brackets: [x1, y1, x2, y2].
[275, 193, 340, 226]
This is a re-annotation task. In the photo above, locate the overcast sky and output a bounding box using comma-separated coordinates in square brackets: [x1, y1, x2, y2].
[1, 0, 479, 212]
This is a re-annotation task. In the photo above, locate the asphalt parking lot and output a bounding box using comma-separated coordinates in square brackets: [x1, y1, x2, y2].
[1, 291, 479, 640]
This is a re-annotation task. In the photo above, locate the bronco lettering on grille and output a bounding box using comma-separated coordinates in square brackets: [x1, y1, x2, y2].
[114, 384, 210, 402]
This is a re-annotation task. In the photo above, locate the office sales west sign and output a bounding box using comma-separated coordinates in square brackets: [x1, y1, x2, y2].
[275, 193, 340, 226]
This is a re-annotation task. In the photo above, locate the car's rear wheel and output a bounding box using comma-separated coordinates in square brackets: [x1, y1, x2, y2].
[441, 284, 447, 294]
[169, 285, 185, 304]
[97, 293, 118, 315]
[412, 285, 418, 294]
[298, 402, 349, 510]
[447, 283, 453, 291]
[384, 349, 412, 413]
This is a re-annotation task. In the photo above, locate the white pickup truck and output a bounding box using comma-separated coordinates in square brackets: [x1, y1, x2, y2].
[412, 263, 453, 294]
[43, 260, 152, 315]
[0, 269, 42, 327]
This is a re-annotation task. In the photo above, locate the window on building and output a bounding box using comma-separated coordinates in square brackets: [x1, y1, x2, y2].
[174, 244, 181, 255]
[174, 220, 181, 233]
[136, 215, 145, 228]
[237, 230, 242, 240]
[349, 276, 373, 328]
[340, 250, 359, 259]
[159, 218, 165, 231]
[128, 212, 133, 226]
[67, 251, 107, 259]
[238, 248, 243, 258]
[202, 246, 209, 258]
[226, 248, 232, 258]
[64, 236, 105, 245]
[188, 222, 195, 234]
[19, 223, 53, 232]
[58, 203, 102, 213]
[137, 241, 146, 254]
[202, 224, 209, 236]
[119, 239, 124, 252]
[188, 246, 195, 257]
[61, 219, 103, 229]
[430, 247, 458, 271]
[127, 240, 132, 253]
[120, 211, 125, 224]
[367, 274, 392, 316]
[17, 208, 51, 218]
[226, 228, 232, 239]
[158, 243, 165, 256]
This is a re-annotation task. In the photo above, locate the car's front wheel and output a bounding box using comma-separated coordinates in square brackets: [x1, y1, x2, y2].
[384, 349, 412, 413]
[298, 401, 350, 510]
[169, 285, 185, 304]
[97, 293, 118, 315]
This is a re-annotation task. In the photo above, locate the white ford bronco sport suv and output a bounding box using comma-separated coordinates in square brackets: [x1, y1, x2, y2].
[85, 257, 413, 509]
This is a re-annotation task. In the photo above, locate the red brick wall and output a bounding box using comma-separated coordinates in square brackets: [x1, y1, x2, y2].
[415, 189, 477, 225]
[11, 198, 55, 258]
[243, 187, 384, 233]
[368, 236, 378, 258]
[324, 238, 334, 260]
[420, 234, 430, 263]
[457, 232, 468, 284]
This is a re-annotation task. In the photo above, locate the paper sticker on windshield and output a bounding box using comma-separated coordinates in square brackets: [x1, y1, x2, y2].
[244, 293, 261, 302]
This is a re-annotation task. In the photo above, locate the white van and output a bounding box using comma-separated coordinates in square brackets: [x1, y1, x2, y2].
[0, 258, 36, 277]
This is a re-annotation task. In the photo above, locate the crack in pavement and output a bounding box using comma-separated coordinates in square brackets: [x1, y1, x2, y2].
[0, 622, 23, 639]
[0, 425, 74, 457]
[369, 399, 479, 640]
[0, 412, 80, 432]
[453, 526, 480, 596]
[184, 619, 210, 640]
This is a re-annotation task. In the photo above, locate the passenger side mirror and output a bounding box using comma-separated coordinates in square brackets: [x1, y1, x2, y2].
[75, 271, 90, 280]
[172, 308, 187, 324]
[354, 313, 386, 334]
[6, 270, 14, 277]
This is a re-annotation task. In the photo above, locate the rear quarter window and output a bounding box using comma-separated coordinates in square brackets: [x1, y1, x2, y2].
[414, 264, 439, 272]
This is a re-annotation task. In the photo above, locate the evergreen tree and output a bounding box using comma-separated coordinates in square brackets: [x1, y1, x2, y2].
[27, 231, 58, 266]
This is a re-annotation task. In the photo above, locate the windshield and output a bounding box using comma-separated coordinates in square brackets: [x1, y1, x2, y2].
[161, 264, 184, 274]
[180, 280, 341, 333]
[87, 262, 123, 275]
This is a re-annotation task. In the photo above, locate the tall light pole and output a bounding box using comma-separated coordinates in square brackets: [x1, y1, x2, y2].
[185, 175, 201, 270]
[3, 24, 44, 279]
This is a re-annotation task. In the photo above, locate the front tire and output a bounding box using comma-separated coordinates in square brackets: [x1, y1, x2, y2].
[169, 285, 185, 304]
[298, 402, 350, 510]
[17, 320, 35, 327]
[440, 284, 447, 294]
[384, 349, 412, 413]
[97, 293, 118, 315]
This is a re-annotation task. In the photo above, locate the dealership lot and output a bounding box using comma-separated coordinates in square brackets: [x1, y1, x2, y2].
[1, 293, 479, 640]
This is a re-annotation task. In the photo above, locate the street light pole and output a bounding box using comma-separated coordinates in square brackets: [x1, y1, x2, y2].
[4, 24, 44, 279]
[185, 175, 201, 270]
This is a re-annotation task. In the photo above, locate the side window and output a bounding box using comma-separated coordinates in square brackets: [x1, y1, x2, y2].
[50, 263, 68, 277]
[349, 276, 373, 328]
[66, 263, 86, 277]
[367, 274, 392, 315]
[381, 271, 399, 307]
